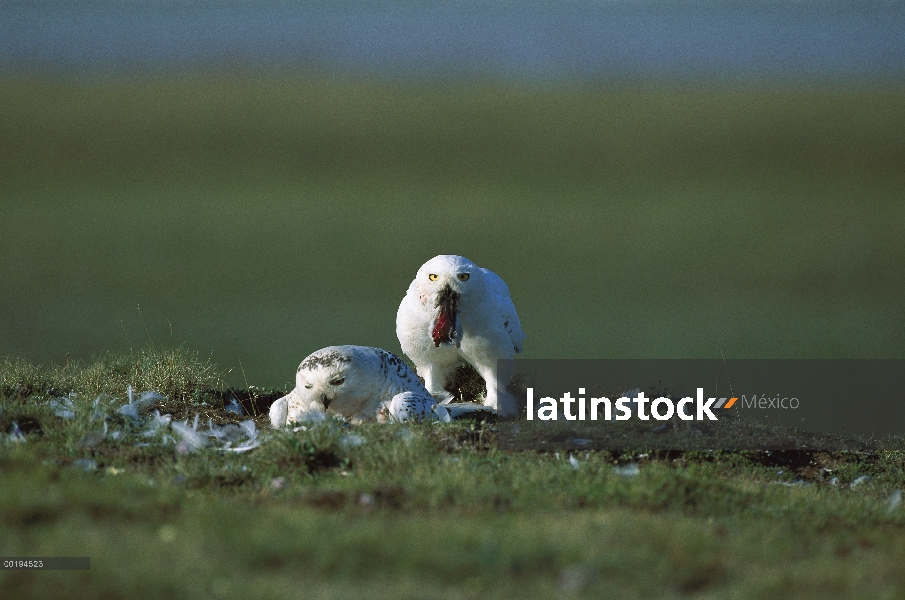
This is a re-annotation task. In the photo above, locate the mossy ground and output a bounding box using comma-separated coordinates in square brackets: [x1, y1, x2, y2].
[2, 351, 905, 599]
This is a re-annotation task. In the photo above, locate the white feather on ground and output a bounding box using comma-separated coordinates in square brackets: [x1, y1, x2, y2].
[269, 345, 432, 427]
[396, 255, 524, 417]
[41, 388, 262, 454]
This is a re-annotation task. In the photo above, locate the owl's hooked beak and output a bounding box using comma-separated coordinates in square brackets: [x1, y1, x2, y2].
[431, 285, 460, 347]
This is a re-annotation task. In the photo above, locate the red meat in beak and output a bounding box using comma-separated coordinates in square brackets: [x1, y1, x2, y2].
[431, 285, 460, 347]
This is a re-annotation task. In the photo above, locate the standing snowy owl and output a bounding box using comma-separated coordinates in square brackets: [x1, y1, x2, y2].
[396, 255, 525, 417]
[269, 345, 432, 426]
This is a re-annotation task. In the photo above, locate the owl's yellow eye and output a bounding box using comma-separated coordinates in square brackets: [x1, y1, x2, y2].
[457, 273, 470, 281]
[428, 274, 438, 281]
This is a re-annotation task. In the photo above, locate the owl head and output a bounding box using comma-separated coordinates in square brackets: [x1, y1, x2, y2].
[414, 255, 485, 298]
[414, 255, 490, 347]
[294, 347, 375, 418]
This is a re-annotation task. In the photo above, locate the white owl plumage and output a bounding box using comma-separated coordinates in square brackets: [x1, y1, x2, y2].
[396, 255, 525, 417]
[379, 391, 452, 423]
[269, 345, 431, 427]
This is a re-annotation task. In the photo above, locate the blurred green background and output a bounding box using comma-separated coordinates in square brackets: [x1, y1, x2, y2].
[1, 75, 903, 388]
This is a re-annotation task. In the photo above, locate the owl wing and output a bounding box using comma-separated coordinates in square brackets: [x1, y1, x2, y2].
[396, 279, 425, 346]
[479, 267, 525, 353]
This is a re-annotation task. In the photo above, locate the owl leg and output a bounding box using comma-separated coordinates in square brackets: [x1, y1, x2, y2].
[472, 357, 518, 418]
[418, 350, 459, 404]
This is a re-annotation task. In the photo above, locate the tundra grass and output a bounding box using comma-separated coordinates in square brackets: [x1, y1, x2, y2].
[3, 352, 905, 598]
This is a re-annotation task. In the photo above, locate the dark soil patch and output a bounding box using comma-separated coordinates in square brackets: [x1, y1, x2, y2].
[2, 415, 44, 437]
[306, 490, 349, 509]
[185, 473, 253, 489]
[497, 416, 905, 453]
[201, 388, 286, 419]
[274, 441, 347, 475]
[373, 485, 406, 509]
[149, 400, 271, 429]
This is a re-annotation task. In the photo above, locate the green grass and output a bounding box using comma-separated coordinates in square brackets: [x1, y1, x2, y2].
[3, 352, 905, 598]
[1, 75, 903, 389]
[0, 348, 220, 403]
